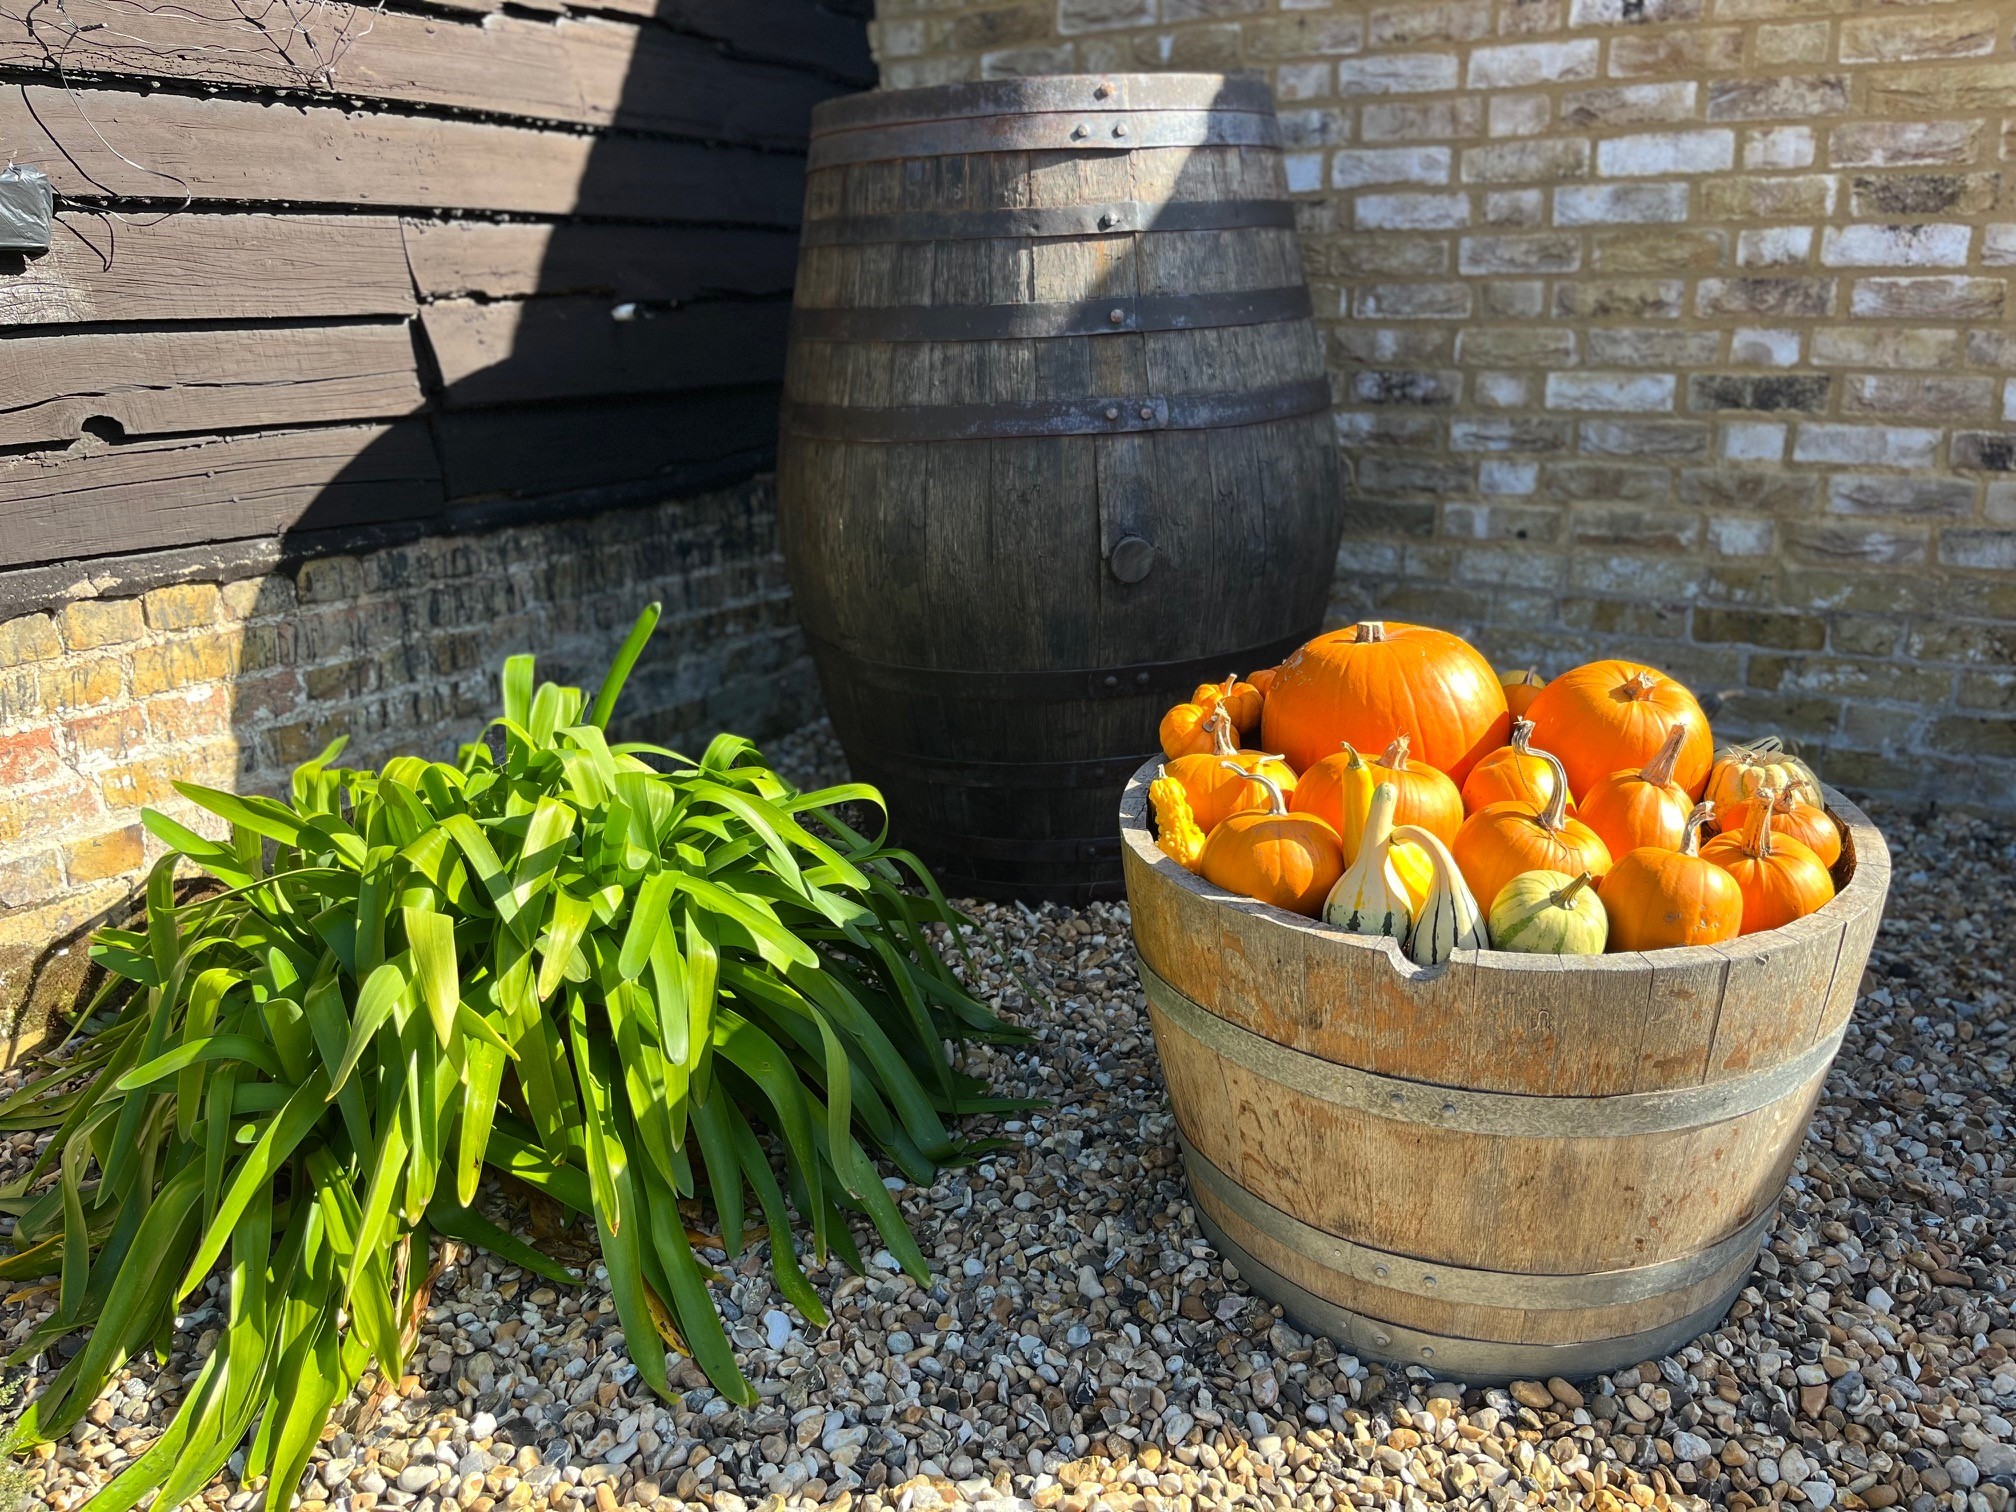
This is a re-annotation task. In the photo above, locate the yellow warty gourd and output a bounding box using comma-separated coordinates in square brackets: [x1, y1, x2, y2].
[1323, 784, 1432, 940]
[1148, 768, 1208, 872]
[1391, 824, 1488, 967]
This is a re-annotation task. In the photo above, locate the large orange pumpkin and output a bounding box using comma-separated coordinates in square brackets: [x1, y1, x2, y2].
[1260, 621, 1509, 782]
[1700, 786, 1836, 934]
[1600, 806, 1742, 952]
[1449, 746, 1613, 918]
[1198, 770, 1345, 918]
[1522, 659, 1713, 801]
[1577, 721, 1694, 859]
[1458, 718, 1572, 817]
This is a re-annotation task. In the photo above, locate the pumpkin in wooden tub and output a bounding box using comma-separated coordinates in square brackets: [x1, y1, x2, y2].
[1146, 621, 1848, 955]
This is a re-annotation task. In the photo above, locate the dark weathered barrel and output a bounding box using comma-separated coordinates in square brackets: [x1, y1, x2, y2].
[778, 74, 1341, 901]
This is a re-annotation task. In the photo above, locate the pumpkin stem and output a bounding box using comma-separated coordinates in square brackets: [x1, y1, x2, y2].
[1338, 739, 1365, 769]
[1622, 669, 1660, 700]
[1507, 717, 1535, 754]
[1533, 745, 1573, 834]
[1353, 620, 1388, 644]
[1641, 721, 1687, 787]
[1223, 760, 1288, 817]
[1207, 707, 1238, 758]
[1379, 733, 1411, 771]
[1746, 784, 1777, 861]
[1551, 871, 1594, 908]
[1681, 804, 1713, 857]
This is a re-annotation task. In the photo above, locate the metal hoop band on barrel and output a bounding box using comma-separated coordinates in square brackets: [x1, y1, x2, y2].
[797, 197, 1298, 247]
[1143, 962, 1845, 1139]
[1191, 1205, 1756, 1384]
[1180, 1133, 1774, 1313]
[789, 286, 1313, 344]
[807, 108, 1282, 169]
[782, 378, 1332, 445]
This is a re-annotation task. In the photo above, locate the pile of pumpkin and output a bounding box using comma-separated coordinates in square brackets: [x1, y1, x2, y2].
[1148, 621, 1842, 965]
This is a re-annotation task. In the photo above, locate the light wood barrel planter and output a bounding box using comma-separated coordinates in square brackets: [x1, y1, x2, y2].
[1120, 760, 1890, 1381]
[778, 75, 1341, 903]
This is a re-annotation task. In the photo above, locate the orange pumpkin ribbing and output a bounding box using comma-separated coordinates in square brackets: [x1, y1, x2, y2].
[1449, 745, 1613, 918]
[1522, 659, 1713, 802]
[1577, 721, 1694, 860]
[1599, 805, 1743, 952]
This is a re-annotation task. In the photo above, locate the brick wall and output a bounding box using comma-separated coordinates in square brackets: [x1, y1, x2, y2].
[0, 479, 821, 1049]
[871, 0, 2016, 809]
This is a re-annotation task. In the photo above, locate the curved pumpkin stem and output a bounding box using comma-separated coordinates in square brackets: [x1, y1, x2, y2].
[1552, 871, 1595, 907]
[1353, 621, 1388, 644]
[1338, 739, 1367, 769]
[1681, 803, 1713, 857]
[1206, 707, 1239, 758]
[1507, 718, 1536, 754]
[1745, 784, 1778, 860]
[1222, 760, 1288, 816]
[1533, 745, 1573, 835]
[1641, 722, 1687, 787]
[1379, 733, 1411, 771]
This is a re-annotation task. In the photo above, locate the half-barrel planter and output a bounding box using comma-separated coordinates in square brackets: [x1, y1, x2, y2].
[1121, 762, 1890, 1380]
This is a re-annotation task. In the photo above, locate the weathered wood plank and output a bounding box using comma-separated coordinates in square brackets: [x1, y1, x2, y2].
[569, 0, 874, 80]
[0, 1, 837, 146]
[400, 221, 798, 300]
[1, 212, 413, 328]
[419, 297, 788, 405]
[0, 323, 423, 446]
[0, 424, 443, 568]
[433, 386, 778, 499]
[0, 85, 805, 224]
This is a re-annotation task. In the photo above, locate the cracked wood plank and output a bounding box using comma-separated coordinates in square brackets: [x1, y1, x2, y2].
[0, 322, 424, 446]
[0, 84, 806, 224]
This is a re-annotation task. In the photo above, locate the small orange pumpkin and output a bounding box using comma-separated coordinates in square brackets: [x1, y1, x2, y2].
[1458, 719, 1572, 817]
[1717, 790, 1843, 871]
[1449, 746, 1613, 919]
[1159, 674, 1262, 756]
[1161, 709, 1297, 833]
[1600, 805, 1742, 952]
[1367, 734, 1463, 845]
[1246, 665, 1281, 701]
[1198, 768, 1345, 918]
[1699, 786, 1835, 935]
[1522, 659, 1713, 801]
[1577, 721, 1694, 860]
[1500, 667, 1547, 719]
[1261, 620, 1510, 782]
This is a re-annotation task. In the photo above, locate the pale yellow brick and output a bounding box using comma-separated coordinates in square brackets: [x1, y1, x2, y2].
[0, 615, 63, 666]
[57, 598, 145, 651]
[142, 582, 222, 633]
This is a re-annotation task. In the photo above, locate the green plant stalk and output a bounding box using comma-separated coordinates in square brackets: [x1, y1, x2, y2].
[0, 606, 1027, 1511]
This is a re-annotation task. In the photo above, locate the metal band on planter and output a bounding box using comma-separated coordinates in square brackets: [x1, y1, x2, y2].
[806, 107, 1282, 169]
[783, 378, 1333, 445]
[796, 197, 1298, 246]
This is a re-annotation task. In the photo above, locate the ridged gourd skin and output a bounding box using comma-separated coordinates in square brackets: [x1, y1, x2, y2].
[1703, 736, 1823, 813]
[1522, 659, 1713, 802]
[1450, 746, 1612, 924]
[1599, 806, 1742, 953]
[1699, 786, 1835, 936]
[1394, 825, 1488, 967]
[1199, 768, 1344, 918]
[1459, 718, 1573, 817]
[1576, 721, 1694, 860]
[1261, 620, 1510, 783]
[1487, 870, 1609, 955]
[1323, 783, 1420, 941]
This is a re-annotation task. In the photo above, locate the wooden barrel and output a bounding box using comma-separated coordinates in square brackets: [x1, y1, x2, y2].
[1120, 762, 1891, 1380]
[778, 75, 1341, 902]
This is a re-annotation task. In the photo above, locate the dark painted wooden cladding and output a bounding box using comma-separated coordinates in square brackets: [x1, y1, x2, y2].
[0, 0, 869, 574]
[777, 75, 1343, 902]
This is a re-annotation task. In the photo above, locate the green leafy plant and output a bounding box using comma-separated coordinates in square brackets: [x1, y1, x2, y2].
[0, 605, 1022, 1509]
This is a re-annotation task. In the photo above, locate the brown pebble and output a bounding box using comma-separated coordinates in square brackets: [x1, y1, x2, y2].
[1547, 1377, 1585, 1409]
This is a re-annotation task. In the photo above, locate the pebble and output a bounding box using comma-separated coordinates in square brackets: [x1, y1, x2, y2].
[7, 752, 2012, 1512]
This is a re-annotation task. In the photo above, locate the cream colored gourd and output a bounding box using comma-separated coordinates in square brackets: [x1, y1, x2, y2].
[1392, 825, 1487, 967]
[1323, 783, 1420, 941]
[1488, 870, 1608, 956]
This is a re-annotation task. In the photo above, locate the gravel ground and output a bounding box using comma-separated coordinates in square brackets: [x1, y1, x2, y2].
[5, 720, 2012, 1512]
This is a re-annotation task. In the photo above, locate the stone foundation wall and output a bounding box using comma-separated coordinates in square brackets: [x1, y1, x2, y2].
[870, 0, 2016, 809]
[0, 478, 820, 1049]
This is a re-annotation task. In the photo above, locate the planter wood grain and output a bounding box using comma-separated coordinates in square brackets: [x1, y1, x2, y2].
[1120, 758, 1891, 1380]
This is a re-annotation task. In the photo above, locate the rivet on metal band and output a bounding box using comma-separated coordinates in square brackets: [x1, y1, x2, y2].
[1141, 962, 1847, 1139]
[1179, 1132, 1776, 1312]
[1190, 1205, 1752, 1386]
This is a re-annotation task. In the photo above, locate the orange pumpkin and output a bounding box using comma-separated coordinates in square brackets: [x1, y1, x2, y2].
[1291, 741, 1378, 860]
[1261, 621, 1509, 783]
[1198, 769, 1345, 918]
[1600, 806, 1742, 952]
[1367, 735, 1463, 845]
[1500, 667, 1547, 719]
[1159, 675, 1260, 758]
[1523, 659, 1713, 802]
[1700, 786, 1835, 935]
[1449, 746, 1613, 919]
[1717, 791, 1843, 871]
[1161, 709, 1297, 833]
[1458, 718, 1573, 817]
[1577, 721, 1694, 860]
[1247, 665, 1280, 701]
